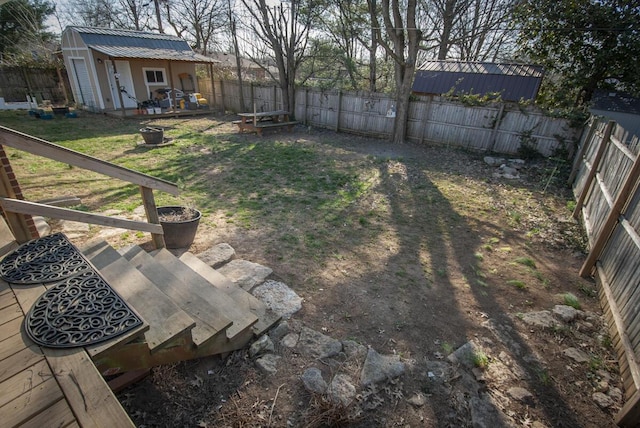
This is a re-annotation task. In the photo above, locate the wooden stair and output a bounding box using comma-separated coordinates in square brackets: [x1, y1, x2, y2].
[79, 240, 281, 376]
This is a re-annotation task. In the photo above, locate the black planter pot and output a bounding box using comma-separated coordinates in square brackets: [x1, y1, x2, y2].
[140, 127, 164, 145]
[157, 206, 201, 249]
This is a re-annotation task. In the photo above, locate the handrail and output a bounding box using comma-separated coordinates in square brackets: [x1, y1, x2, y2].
[0, 198, 164, 234]
[0, 126, 179, 248]
[0, 126, 179, 195]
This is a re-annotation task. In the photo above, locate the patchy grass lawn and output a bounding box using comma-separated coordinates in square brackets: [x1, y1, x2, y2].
[0, 110, 619, 427]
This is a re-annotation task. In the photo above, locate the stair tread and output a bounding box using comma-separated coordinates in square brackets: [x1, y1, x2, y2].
[81, 241, 196, 353]
[150, 249, 258, 340]
[119, 246, 233, 347]
[178, 252, 281, 336]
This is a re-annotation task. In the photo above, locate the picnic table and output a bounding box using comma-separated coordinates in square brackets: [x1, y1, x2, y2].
[233, 110, 297, 136]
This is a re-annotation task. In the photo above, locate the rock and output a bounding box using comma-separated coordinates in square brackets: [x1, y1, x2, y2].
[249, 335, 275, 358]
[301, 367, 327, 394]
[562, 347, 590, 363]
[360, 348, 405, 386]
[217, 260, 272, 291]
[328, 374, 356, 406]
[508, 159, 526, 166]
[197, 243, 236, 268]
[32, 216, 51, 236]
[592, 392, 614, 409]
[255, 354, 281, 375]
[342, 340, 367, 360]
[297, 327, 342, 359]
[469, 395, 513, 428]
[507, 387, 534, 405]
[596, 380, 609, 393]
[447, 341, 484, 369]
[269, 321, 290, 341]
[553, 305, 581, 323]
[484, 156, 506, 166]
[407, 393, 427, 407]
[521, 311, 557, 328]
[59, 220, 90, 233]
[281, 332, 299, 348]
[608, 387, 623, 402]
[252, 280, 303, 319]
[500, 165, 519, 177]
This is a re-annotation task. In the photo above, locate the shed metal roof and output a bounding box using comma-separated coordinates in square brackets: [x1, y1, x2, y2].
[68, 26, 217, 63]
[412, 60, 544, 102]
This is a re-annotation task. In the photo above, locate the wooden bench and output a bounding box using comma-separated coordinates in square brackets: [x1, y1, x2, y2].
[254, 121, 298, 136]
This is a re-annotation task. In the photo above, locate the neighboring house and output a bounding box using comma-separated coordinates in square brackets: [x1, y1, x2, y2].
[412, 61, 544, 102]
[61, 26, 217, 112]
[590, 90, 640, 141]
[209, 52, 278, 81]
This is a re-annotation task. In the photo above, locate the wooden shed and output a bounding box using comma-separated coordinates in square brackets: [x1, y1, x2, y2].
[61, 26, 217, 113]
[412, 61, 544, 102]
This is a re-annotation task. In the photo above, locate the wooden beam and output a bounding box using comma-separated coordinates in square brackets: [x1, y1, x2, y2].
[0, 127, 180, 195]
[0, 147, 33, 243]
[0, 198, 163, 234]
[580, 151, 640, 277]
[140, 186, 165, 249]
[572, 120, 615, 220]
[617, 388, 640, 427]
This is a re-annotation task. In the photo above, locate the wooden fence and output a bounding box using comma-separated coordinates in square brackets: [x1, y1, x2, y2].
[198, 79, 579, 157]
[570, 117, 640, 426]
[0, 66, 70, 104]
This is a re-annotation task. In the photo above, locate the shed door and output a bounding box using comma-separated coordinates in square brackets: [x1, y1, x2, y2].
[71, 58, 96, 108]
[106, 60, 137, 109]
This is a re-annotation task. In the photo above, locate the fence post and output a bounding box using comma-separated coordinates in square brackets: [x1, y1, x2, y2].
[487, 103, 506, 153]
[580, 150, 640, 277]
[220, 80, 226, 112]
[335, 90, 342, 132]
[568, 117, 597, 184]
[273, 85, 278, 110]
[572, 120, 615, 220]
[250, 82, 255, 112]
[420, 96, 433, 144]
[208, 65, 217, 109]
[304, 88, 309, 126]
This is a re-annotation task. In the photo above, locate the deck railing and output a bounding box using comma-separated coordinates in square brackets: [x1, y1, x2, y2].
[0, 126, 180, 248]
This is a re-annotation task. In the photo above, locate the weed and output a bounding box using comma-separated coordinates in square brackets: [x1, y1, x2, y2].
[474, 252, 484, 261]
[488, 237, 500, 244]
[472, 350, 489, 369]
[578, 284, 597, 298]
[441, 342, 454, 354]
[514, 257, 536, 268]
[476, 279, 489, 287]
[563, 292, 581, 309]
[436, 268, 447, 277]
[589, 355, 603, 372]
[537, 368, 552, 386]
[567, 200, 577, 212]
[482, 244, 493, 251]
[507, 279, 527, 290]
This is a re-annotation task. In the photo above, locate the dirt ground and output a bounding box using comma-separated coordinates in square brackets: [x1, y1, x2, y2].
[88, 121, 619, 427]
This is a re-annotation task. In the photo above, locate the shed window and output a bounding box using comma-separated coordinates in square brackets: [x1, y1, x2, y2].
[145, 69, 165, 84]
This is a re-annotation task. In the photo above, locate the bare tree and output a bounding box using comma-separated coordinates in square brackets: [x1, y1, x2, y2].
[238, 0, 316, 117]
[417, 0, 514, 62]
[164, 0, 227, 54]
[369, 0, 421, 143]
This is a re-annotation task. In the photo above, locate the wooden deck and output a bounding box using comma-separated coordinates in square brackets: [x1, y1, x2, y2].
[0, 278, 134, 428]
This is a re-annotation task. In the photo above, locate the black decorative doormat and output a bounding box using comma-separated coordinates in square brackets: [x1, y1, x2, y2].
[0, 233, 143, 348]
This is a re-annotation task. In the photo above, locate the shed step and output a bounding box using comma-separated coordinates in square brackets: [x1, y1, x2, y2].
[81, 241, 196, 352]
[119, 246, 233, 347]
[178, 252, 281, 336]
[150, 249, 258, 340]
